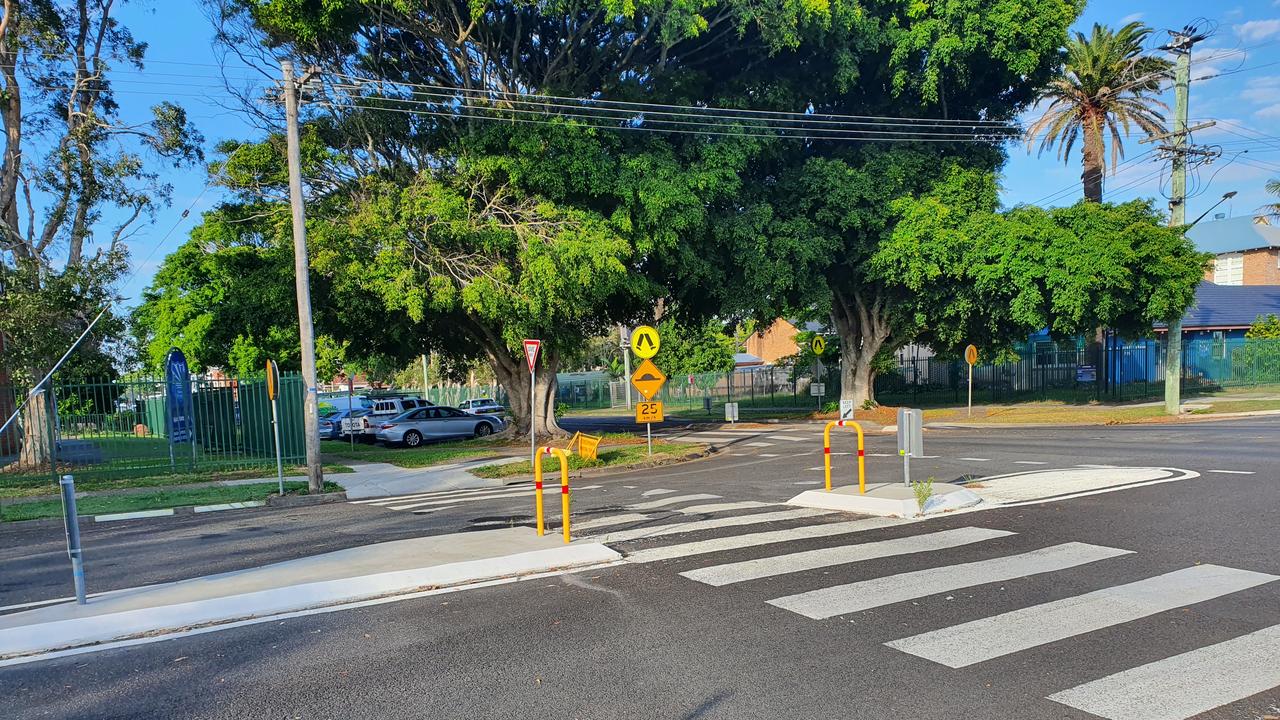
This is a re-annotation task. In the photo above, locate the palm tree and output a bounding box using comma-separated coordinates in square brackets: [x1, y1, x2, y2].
[1027, 22, 1172, 202]
[1265, 178, 1280, 220]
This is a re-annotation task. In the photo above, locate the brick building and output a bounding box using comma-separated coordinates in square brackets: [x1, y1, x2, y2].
[1186, 215, 1280, 286]
[742, 318, 825, 365]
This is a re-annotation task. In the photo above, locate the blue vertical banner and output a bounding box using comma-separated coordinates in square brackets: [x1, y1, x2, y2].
[165, 348, 193, 443]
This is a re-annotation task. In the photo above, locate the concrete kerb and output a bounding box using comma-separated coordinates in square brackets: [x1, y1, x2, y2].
[0, 528, 620, 660]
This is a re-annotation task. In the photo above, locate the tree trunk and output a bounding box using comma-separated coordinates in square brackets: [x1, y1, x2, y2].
[16, 388, 51, 469]
[490, 353, 564, 438]
[468, 321, 564, 439]
[831, 287, 890, 409]
[1081, 119, 1104, 203]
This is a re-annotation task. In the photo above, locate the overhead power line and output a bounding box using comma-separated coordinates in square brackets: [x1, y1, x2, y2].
[327, 71, 1022, 128]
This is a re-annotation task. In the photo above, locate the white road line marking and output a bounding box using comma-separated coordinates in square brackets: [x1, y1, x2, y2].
[758, 453, 779, 457]
[641, 488, 677, 496]
[574, 513, 651, 530]
[830, 452, 851, 456]
[1207, 469, 1255, 475]
[194, 501, 265, 513]
[624, 517, 905, 563]
[1046, 623, 1280, 720]
[917, 455, 940, 459]
[681, 527, 1015, 587]
[767, 435, 808, 442]
[868, 453, 894, 457]
[745, 442, 774, 447]
[1076, 464, 1118, 469]
[767, 542, 1133, 620]
[627, 493, 722, 510]
[793, 481, 822, 486]
[958, 457, 990, 462]
[678, 501, 777, 515]
[1013, 461, 1049, 465]
[688, 433, 745, 439]
[587, 509, 837, 544]
[410, 505, 458, 515]
[886, 564, 1278, 668]
[807, 467, 824, 471]
[93, 509, 174, 522]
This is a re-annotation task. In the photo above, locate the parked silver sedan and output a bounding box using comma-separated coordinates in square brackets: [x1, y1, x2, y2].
[375, 405, 507, 447]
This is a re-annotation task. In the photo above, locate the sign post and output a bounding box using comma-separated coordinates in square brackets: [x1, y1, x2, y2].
[630, 331, 665, 455]
[897, 407, 923, 487]
[267, 359, 285, 496]
[964, 344, 978, 417]
[523, 339, 541, 470]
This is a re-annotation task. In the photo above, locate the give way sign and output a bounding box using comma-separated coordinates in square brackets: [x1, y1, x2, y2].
[523, 339, 541, 373]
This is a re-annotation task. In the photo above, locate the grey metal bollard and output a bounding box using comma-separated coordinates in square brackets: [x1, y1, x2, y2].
[59, 475, 87, 604]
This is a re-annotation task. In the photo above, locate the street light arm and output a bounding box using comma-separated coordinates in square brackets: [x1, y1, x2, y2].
[1189, 191, 1238, 228]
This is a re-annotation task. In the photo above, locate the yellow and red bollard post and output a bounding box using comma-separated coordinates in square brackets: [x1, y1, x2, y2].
[533, 446, 572, 543]
[823, 419, 866, 494]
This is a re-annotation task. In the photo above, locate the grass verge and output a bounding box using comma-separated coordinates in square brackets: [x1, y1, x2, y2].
[1, 480, 345, 522]
[468, 441, 706, 479]
[0, 464, 353, 500]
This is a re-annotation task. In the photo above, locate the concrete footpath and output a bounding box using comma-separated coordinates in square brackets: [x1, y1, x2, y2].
[316, 457, 526, 499]
[0, 527, 619, 661]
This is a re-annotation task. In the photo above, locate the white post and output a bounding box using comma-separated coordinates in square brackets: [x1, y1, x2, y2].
[647, 422, 652, 456]
[530, 363, 536, 470]
[620, 324, 633, 409]
[271, 395, 284, 495]
[421, 354, 429, 399]
[967, 364, 973, 417]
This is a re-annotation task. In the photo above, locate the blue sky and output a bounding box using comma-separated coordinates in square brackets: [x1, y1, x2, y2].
[106, 0, 1280, 306]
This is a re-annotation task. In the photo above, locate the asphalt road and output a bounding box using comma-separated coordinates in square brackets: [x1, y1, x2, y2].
[3, 417, 1278, 719]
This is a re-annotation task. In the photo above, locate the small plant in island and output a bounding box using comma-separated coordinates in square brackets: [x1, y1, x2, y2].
[912, 476, 936, 515]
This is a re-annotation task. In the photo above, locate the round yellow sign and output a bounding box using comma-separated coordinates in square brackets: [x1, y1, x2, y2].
[964, 344, 978, 365]
[631, 325, 661, 359]
[811, 336, 826, 356]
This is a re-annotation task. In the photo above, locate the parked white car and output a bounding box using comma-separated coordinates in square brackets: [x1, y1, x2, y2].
[457, 397, 505, 415]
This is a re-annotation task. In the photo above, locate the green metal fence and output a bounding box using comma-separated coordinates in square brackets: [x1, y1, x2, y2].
[1, 372, 306, 484]
[548, 337, 1280, 413]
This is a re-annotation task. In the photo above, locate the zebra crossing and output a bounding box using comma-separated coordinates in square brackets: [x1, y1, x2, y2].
[567, 497, 1279, 719]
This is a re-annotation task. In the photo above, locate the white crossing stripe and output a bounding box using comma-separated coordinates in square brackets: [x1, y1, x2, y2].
[628, 493, 721, 510]
[885, 564, 1278, 668]
[1207, 469, 1255, 475]
[767, 435, 808, 442]
[958, 457, 990, 462]
[585, 509, 836, 544]
[677, 501, 777, 515]
[758, 453, 779, 457]
[411, 505, 456, 515]
[767, 542, 1132, 620]
[688, 433, 745, 439]
[350, 483, 529, 505]
[681, 527, 1014, 587]
[1046, 622, 1280, 720]
[573, 513, 651, 531]
[625, 517, 904, 563]
[1013, 460, 1048, 465]
[745, 442, 774, 447]
[868, 453, 894, 457]
[387, 489, 537, 510]
[641, 488, 677, 496]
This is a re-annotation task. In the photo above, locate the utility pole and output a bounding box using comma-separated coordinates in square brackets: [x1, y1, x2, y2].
[281, 60, 324, 492]
[1149, 27, 1216, 416]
